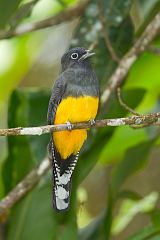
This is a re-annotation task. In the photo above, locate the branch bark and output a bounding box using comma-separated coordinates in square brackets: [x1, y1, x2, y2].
[101, 12, 160, 104]
[147, 45, 160, 55]
[116, 87, 140, 116]
[0, 0, 90, 39]
[0, 113, 160, 216]
[0, 113, 160, 137]
[0, 158, 50, 217]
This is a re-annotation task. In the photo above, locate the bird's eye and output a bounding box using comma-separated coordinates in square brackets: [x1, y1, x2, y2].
[71, 52, 79, 60]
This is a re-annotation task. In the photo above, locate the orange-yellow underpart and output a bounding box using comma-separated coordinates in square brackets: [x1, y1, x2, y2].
[53, 96, 99, 159]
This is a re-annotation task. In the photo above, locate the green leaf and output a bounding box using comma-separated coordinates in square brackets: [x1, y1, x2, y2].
[6, 178, 78, 240]
[79, 189, 113, 240]
[128, 225, 160, 240]
[112, 140, 154, 192]
[112, 192, 158, 235]
[151, 209, 160, 230]
[57, 0, 77, 5]
[125, 39, 160, 113]
[100, 126, 147, 165]
[0, 32, 45, 104]
[0, 37, 31, 102]
[79, 212, 105, 240]
[117, 190, 142, 201]
[79, 192, 159, 240]
[0, 0, 23, 29]
[9, 0, 39, 29]
[2, 89, 50, 193]
[103, 187, 114, 239]
[6, 180, 57, 240]
[103, 88, 146, 119]
[126, 51, 160, 93]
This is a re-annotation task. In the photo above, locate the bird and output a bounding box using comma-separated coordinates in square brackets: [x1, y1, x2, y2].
[47, 47, 99, 212]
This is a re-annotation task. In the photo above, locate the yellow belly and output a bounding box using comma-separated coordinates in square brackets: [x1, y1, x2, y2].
[53, 96, 99, 159]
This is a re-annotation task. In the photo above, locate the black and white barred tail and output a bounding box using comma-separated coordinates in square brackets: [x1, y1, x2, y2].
[50, 141, 79, 212]
[53, 169, 71, 211]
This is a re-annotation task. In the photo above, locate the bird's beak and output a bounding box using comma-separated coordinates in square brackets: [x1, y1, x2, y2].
[78, 49, 95, 61]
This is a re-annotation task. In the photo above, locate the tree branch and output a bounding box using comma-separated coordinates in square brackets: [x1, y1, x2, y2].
[116, 87, 140, 116]
[147, 45, 160, 55]
[0, 0, 90, 40]
[0, 113, 160, 216]
[101, 12, 160, 104]
[0, 113, 160, 137]
[0, 113, 160, 136]
[0, 158, 50, 217]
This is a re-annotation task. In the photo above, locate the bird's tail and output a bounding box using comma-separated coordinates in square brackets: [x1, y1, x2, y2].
[50, 141, 79, 212]
[53, 170, 72, 212]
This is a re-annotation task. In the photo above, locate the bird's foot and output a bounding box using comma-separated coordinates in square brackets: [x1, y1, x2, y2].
[89, 119, 96, 126]
[66, 121, 72, 131]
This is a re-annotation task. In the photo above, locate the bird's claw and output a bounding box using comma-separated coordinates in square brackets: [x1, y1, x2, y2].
[66, 121, 72, 131]
[89, 119, 96, 126]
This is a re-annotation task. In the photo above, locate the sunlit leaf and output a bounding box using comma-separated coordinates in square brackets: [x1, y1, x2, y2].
[112, 192, 158, 235]
[125, 41, 160, 113]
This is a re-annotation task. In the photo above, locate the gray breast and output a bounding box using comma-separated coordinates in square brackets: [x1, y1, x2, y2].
[62, 67, 99, 98]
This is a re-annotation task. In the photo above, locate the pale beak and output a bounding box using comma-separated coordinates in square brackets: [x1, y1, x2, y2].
[78, 49, 95, 61]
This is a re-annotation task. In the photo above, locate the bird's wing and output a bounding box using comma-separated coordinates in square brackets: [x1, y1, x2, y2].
[47, 76, 66, 125]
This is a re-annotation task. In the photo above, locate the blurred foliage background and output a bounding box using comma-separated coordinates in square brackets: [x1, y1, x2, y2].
[0, 0, 160, 239]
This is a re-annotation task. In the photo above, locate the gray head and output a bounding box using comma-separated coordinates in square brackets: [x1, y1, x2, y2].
[61, 47, 95, 71]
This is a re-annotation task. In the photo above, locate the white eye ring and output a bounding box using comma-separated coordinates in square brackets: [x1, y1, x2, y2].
[71, 52, 79, 60]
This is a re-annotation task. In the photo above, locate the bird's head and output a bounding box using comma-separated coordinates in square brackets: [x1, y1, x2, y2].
[61, 47, 95, 71]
